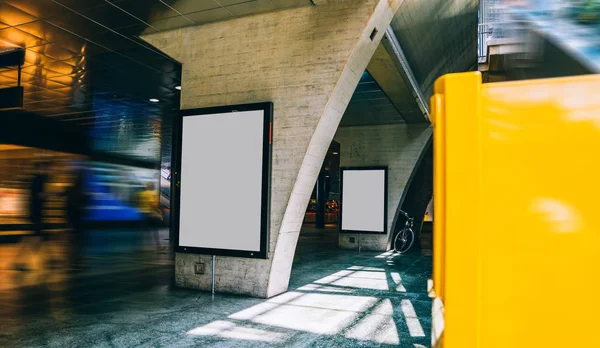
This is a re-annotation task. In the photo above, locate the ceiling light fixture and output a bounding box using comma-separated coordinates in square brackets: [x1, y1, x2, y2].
[175, 86, 181, 90]
[332, 152, 339, 155]
[149, 98, 159, 103]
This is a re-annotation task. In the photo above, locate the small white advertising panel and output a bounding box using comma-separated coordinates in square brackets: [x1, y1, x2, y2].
[340, 167, 388, 234]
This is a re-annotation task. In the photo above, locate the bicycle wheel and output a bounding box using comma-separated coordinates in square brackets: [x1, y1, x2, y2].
[394, 228, 415, 254]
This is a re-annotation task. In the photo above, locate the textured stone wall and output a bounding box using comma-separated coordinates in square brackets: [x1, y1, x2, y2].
[143, 0, 403, 298]
[334, 124, 432, 251]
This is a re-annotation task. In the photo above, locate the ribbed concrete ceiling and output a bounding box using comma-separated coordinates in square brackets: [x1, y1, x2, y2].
[136, 0, 313, 35]
[340, 71, 406, 127]
[339, 43, 427, 127]
[365, 39, 426, 124]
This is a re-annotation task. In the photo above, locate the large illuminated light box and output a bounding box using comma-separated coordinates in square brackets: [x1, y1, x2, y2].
[340, 167, 388, 234]
[173, 103, 272, 258]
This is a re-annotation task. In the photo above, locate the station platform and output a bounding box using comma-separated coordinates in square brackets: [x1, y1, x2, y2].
[0, 228, 431, 348]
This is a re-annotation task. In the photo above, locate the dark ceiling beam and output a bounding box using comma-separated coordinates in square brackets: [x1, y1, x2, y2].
[0, 48, 25, 68]
[0, 48, 25, 109]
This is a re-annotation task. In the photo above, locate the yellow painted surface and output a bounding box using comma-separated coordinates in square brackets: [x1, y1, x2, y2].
[431, 72, 600, 347]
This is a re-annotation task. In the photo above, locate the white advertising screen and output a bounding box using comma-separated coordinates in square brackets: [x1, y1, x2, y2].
[341, 169, 387, 233]
[177, 107, 270, 256]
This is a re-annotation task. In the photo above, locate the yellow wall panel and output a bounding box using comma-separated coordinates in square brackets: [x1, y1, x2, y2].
[432, 72, 600, 347]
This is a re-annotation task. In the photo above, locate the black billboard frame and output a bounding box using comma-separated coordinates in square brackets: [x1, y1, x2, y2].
[171, 102, 273, 259]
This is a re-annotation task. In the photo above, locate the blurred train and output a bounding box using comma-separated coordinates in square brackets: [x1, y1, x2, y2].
[0, 145, 167, 232]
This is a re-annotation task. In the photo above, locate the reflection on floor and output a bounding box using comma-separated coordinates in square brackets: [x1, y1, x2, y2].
[0, 228, 171, 291]
[0, 226, 431, 347]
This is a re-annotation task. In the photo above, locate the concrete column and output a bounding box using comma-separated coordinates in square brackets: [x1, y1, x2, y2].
[143, 0, 403, 298]
[315, 168, 326, 228]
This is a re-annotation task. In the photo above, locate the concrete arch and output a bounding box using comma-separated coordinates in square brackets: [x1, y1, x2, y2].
[144, 0, 404, 298]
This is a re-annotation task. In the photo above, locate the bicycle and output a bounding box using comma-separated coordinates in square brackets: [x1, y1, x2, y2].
[393, 210, 415, 254]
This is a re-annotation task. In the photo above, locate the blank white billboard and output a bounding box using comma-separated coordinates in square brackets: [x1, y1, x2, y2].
[341, 168, 387, 233]
[177, 107, 270, 257]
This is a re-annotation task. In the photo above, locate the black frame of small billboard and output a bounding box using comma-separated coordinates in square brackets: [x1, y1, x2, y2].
[171, 102, 273, 259]
[339, 166, 388, 235]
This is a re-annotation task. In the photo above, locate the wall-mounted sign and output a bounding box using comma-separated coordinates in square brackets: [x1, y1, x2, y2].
[340, 167, 388, 234]
[173, 102, 273, 259]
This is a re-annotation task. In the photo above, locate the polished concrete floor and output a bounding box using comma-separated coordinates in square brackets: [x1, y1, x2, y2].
[0, 225, 432, 347]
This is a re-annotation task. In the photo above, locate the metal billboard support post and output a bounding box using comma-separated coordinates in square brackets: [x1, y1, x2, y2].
[212, 255, 216, 301]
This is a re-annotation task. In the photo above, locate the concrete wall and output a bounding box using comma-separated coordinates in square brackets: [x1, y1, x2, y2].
[143, 0, 404, 298]
[334, 124, 432, 251]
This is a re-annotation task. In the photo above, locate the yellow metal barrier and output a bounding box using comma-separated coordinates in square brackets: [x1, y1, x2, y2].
[430, 72, 600, 348]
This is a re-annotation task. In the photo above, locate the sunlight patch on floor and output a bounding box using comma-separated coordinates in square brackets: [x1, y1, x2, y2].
[375, 251, 395, 258]
[229, 292, 303, 321]
[187, 320, 289, 342]
[296, 283, 354, 293]
[401, 299, 426, 337]
[391, 272, 407, 292]
[314, 268, 389, 291]
[343, 299, 400, 345]
[329, 274, 389, 290]
[347, 266, 385, 271]
[313, 270, 353, 285]
[230, 291, 380, 335]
